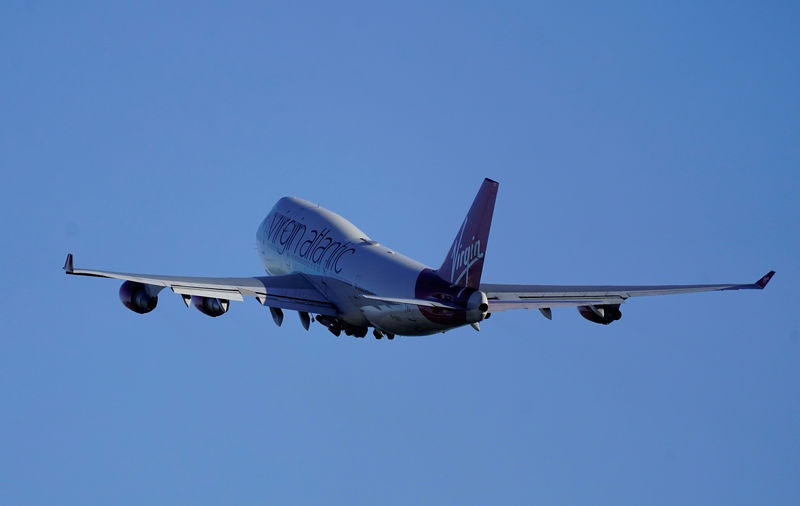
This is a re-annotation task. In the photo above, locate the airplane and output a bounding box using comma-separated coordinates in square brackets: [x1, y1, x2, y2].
[63, 178, 774, 339]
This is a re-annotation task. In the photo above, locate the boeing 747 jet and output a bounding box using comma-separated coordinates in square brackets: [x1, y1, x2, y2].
[64, 179, 774, 339]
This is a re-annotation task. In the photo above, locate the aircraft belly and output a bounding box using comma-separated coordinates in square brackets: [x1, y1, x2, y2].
[360, 303, 454, 336]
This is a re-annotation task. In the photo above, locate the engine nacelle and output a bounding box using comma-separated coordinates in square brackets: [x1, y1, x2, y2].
[119, 281, 158, 314]
[578, 304, 622, 325]
[192, 296, 230, 317]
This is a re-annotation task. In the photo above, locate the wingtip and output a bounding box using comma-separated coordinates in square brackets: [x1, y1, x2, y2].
[63, 253, 74, 273]
[755, 270, 775, 289]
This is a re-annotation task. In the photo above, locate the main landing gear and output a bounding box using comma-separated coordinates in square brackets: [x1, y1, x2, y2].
[372, 329, 394, 340]
[315, 315, 372, 338]
[314, 315, 394, 340]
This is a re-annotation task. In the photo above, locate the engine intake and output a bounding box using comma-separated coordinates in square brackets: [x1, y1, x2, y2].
[578, 304, 622, 325]
[119, 281, 158, 314]
[192, 296, 230, 317]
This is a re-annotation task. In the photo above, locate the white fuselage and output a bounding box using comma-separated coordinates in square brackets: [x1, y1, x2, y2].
[255, 197, 466, 336]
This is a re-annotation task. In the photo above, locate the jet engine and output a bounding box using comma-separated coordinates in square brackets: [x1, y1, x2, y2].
[192, 296, 230, 317]
[119, 281, 158, 314]
[578, 304, 622, 325]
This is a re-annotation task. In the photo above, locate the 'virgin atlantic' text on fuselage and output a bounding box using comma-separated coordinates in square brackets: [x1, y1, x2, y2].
[263, 212, 355, 273]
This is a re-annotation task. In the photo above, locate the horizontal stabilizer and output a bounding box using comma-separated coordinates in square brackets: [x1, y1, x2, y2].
[360, 294, 463, 310]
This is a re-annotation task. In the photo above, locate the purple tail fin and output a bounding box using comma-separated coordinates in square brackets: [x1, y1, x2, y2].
[437, 178, 499, 289]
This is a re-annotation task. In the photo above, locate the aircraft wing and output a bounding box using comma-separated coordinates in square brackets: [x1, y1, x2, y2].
[480, 271, 775, 312]
[62, 253, 339, 316]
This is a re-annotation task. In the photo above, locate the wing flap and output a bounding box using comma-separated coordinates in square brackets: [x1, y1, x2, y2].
[171, 285, 245, 301]
[253, 276, 340, 316]
[488, 296, 625, 312]
[261, 295, 338, 315]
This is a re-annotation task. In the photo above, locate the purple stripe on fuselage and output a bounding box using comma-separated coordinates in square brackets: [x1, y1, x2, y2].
[414, 268, 476, 325]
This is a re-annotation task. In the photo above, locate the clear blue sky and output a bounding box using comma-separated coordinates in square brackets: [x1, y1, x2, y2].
[2, 1, 798, 504]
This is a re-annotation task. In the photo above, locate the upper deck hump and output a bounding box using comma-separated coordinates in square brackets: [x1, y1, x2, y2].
[277, 196, 371, 241]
